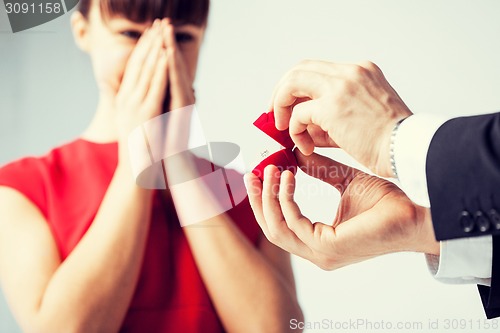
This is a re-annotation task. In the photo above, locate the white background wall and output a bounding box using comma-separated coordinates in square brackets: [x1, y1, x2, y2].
[1, 1, 500, 332]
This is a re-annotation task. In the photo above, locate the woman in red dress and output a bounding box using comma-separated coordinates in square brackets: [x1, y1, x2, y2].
[0, 1, 303, 332]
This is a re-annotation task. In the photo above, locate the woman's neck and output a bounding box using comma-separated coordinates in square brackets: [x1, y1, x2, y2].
[81, 97, 119, 143]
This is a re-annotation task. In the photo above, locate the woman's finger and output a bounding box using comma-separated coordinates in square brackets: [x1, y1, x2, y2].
[142, 49, 169, 118]
[162, 18, 175, 49]
[120, 20, 159, 95]
[162, 21, 195, 110]
[135, 30, 164, 103]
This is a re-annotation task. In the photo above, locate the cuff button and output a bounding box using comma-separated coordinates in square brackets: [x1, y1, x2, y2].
[460, 211, 475, 233]
[475, 211, 490, 233]
[488, 209, 500, 230]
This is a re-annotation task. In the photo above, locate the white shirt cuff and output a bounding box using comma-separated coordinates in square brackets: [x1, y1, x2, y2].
[425, 236, 492, 286]
[393, 113, 492, 285]
[393, 113, 448, 207]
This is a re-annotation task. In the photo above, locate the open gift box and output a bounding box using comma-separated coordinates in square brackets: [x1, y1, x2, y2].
[251, 112, 298, 181]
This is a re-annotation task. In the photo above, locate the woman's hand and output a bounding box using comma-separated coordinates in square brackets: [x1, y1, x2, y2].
[112, 19, 169, 159]
[245, 151, 440, 271]
[161, 20, 195, 111]
[160, 19, 196, 156]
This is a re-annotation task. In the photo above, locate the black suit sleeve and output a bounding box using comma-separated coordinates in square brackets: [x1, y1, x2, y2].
[426, 111, 500, 318]
[426, 112, 500, 241]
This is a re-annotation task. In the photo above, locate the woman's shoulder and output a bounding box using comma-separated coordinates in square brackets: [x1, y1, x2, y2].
[0, 139, 77, 180]
[0, 138, 118, 216]
[0, 141, 75, 217]
[0, 138, 97, 176]
[1, 138, 118, 172]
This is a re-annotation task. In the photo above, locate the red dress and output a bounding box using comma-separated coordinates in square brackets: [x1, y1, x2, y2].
[0, 139, 261, 332]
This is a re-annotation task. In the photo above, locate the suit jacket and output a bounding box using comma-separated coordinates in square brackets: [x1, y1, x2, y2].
[426, 112, 500, 318]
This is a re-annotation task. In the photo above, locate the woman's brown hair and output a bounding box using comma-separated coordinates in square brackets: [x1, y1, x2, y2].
[78, 0, 209, 26]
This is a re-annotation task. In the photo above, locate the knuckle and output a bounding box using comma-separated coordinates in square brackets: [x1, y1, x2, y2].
[278, 190, 289, 204]
[351, 64, 369, 79]
[359, 60, 379, 72]
[262, 188, 277, 200]
[279, 184, 293, 202]
[267, 228, 281, 243]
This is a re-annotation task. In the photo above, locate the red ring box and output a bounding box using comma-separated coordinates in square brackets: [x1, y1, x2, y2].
[252, 112, 298, 181]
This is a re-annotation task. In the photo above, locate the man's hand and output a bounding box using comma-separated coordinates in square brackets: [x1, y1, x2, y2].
[244, 151, 439, 270]
[271, 60, 412, 177]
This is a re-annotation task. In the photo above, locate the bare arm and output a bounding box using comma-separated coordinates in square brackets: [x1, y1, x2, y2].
[166, 170, 303, 333]
[0, 20, 171, 333]
[182, 212, 303, 333]
[160, 150, 303, 333]
[0, 164, 152, 333]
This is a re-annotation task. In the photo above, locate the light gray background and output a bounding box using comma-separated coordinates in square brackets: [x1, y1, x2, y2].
[1, 1, 500, 332]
